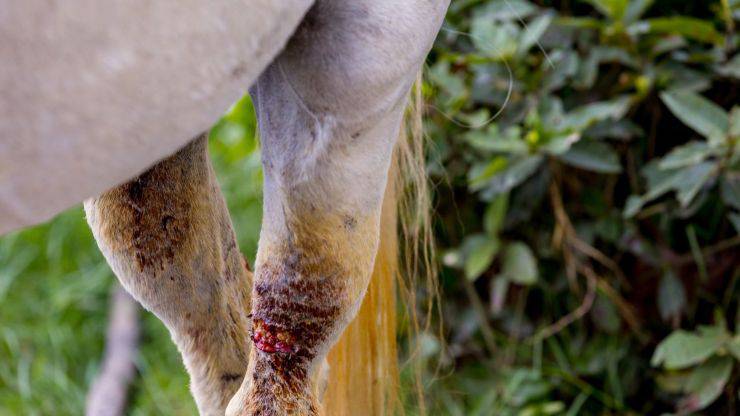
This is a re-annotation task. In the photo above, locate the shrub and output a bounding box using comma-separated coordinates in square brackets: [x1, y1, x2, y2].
[422, 0, 740, 414]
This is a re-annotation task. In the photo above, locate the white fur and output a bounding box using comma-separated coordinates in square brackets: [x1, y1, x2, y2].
[254, 0, 449, 243]
[0, 0, 314, 234]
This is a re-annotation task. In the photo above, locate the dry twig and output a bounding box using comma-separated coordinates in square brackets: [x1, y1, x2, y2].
[531, 269, 597, 342]
[86, 286, 139, 416]
[540, 180, 647, 342]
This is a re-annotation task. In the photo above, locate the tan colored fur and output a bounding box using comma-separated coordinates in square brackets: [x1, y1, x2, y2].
[227, 195, 384, 415]
[322, 173, 400, 415]
[85, 136, 253, 415]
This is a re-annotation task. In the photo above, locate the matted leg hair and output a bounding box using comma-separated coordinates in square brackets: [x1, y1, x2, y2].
[85, 135, 252, 416]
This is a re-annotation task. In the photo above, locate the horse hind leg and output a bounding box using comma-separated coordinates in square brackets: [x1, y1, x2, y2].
[84, 134, 252, 416]
[225, 1, 448, 414]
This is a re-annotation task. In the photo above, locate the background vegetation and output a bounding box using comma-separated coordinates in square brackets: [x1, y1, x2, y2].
[1, 0, 739, 415]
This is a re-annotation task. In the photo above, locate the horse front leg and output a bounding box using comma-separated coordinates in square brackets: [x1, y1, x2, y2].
[84, 135, 252, 415]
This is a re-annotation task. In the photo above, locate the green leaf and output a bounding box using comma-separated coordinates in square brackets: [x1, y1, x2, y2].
[543, 50, 580, 91]
[623, 195, 645, 218]
[584, 0, 628, 20]
[458, 109, 492, 127]
[471, 18, 519, 59]
[636, 160, 716, 209]
[655, 372, 691, 394]
[658, 141, 712, 170]
[565, 393, 590, 416]
[660, 89, 730, 144]
[651, 326, 729, 370]
[657, 270, 686, 322]
[429, 61, 467, 102]
[558, 141, 622, 174]
[469, 157, 509, 190]
[642, 161, 681, 200]
[651, 35, 688, 55]
[721, 173, 740, 209]
[464, 235, 501, 281]
[464, 125, 528, 154]
[730, 107, 740, 138]
[717, 54, 740, 79]
[502, 368, 551, 406]
[555, 16, 604, 30]
[646, 17, 725, 44]
[517, 13, 554, 57]
[477, 0, 539, 21]
[675, 162, 716, 207]
[501, 242, 538, 285]
[542, 133, 581, 155]
[659, 62, 713, 93]
[728, 212, 740, 234]
[728, 335, 740, 361]
[679, 356, 733, 412]
[576, 47, 638, 89]
[484, 194, 509, 235]
[561, 96, 632, 131]
[476, 155, 544, 196]
[539, 96, 566, 128]
[624, 0, 654, 24]
[586, 119, 644, 141]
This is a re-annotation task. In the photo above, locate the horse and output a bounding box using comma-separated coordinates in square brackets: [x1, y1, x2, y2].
[1, 1, 450, 415]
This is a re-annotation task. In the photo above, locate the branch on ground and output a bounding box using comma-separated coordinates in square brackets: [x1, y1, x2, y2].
[86, 286, 140, 416]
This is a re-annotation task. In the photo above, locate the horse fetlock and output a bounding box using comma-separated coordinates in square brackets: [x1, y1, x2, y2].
[226, 355, 329, 416]
[227, 348, 321, 416]
[225, 239, 360, 415]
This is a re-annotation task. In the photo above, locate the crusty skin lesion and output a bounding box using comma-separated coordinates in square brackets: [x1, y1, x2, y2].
[84, 135, 253, 416]
[237, 214, 376, 415]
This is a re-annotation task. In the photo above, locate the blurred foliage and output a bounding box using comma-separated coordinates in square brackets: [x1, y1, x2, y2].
[2, 1, 740, 415]
[422, 0, 740, 414]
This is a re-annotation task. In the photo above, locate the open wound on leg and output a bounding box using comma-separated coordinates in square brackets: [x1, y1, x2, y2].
[251, 318, 296, 354]
[250, 249, 346, 366]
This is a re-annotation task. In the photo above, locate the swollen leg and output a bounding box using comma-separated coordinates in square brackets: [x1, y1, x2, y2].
[226, 1, 448, 414]
[84, 135, 252, 415]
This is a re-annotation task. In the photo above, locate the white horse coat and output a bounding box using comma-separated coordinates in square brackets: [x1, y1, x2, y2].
[0, 0, 313, 233]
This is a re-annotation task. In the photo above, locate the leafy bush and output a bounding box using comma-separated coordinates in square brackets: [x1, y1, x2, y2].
[422, 0, 740, 414]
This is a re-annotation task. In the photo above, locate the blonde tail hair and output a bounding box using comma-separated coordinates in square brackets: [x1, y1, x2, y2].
[322, 75, 437, 415]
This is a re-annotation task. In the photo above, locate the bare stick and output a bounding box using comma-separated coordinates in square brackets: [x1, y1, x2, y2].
[531, 269, 596, 342]
[544, 180, 648, 342]
[86, 286, 140, 416]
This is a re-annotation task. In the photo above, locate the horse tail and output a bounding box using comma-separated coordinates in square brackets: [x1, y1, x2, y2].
[322, 74, 437, 415]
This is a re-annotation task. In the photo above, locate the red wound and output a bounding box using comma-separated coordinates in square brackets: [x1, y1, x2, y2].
[251, 319, 296, 354]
